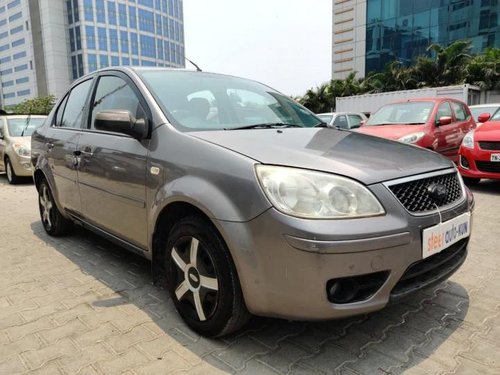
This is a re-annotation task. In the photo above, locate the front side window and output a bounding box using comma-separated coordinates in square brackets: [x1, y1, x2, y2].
[138, 70, 321, 131]
[436, 102, 453, 124]
[58, 79, 93, 128]
[91, 76, 145, 129]
[333, 115, 348, 129]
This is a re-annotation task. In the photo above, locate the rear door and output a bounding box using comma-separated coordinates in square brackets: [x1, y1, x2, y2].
[434, 101, 461, 159]
[77, 72, 150, 249]
[451, 100, 474, 141]
[44, 78, 94, 214]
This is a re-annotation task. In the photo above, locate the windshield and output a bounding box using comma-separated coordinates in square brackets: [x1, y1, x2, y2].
[470, 106, 500, 120]
[366, 102, 435, 126]
[138, 70, 321, 131]
[7, 117, 46, 136]
[317, 114, 333, 123]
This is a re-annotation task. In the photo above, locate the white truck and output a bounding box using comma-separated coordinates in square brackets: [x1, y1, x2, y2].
[335, 84, 481, 114]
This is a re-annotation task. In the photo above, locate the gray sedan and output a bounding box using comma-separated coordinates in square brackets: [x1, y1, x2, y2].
[32, 68, 473, 337]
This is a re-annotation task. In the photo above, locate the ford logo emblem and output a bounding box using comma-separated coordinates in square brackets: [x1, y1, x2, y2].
[427, 183, 448, 201]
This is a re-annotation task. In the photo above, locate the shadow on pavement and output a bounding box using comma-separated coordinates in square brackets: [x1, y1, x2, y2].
[468, 179, 500, 195]
[30, 220, 469, 374]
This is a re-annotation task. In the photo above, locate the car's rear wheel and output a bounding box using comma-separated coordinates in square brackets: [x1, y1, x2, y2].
[38, 179, 72, 236]
[5, 158, 20, 184]
[463, 177, 480, 186]
[164, 215, 250, 337]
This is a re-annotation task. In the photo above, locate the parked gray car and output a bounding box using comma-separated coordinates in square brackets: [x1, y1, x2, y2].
[32, 68, 473, 337]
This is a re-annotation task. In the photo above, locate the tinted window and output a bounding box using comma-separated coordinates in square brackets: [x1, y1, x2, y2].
[333, 115, 348, 129]
[451, 102, 467, 121]
[91, 75, 145, 129]
[347, 114, 363, 128]
[436, 102, 453, 124]
[59, 79, 93, 128]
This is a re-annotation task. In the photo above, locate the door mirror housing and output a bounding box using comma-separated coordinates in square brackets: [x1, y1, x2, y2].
[94, 111, 149, 140]
[477, 113, 491, 123]
[437, 116, 452, 126]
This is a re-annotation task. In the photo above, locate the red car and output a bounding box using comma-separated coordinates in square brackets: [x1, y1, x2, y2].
[458, 111, 500, 184]
[356, 98, 476, 162]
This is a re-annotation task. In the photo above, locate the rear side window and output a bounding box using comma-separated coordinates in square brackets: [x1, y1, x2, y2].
[333, 115, 348, 129]
[347, 114, 362, 128]
[90, 75, 145, 129]
[56, 79, 93, 128]
[451, 102, 468, 121]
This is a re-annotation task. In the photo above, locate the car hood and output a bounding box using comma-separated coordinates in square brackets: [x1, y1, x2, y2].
[10, 136, 31, 146]
[190, 128, 453, 185]
[355, 124, 427, 140]
[474, 121, 500, 141]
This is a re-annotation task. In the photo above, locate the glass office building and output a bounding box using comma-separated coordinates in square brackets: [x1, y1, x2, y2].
[365, 0, 500, 74]
[0, 0, 184, 107]
[332, 0, 499, 79]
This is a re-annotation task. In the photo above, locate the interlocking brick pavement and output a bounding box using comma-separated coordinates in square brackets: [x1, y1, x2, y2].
[1, 175, 499, 374]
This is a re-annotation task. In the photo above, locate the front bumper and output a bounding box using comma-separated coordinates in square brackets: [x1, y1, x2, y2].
[458, 146, 500, 180]
[9, 153, 32, 177]
[216, 183, 470, 320]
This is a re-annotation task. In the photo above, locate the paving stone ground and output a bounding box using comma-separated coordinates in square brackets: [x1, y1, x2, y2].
[0, 175, 499, 375]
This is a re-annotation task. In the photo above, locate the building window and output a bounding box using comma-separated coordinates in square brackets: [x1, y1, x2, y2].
[0, 6, 5, 13]
[140, 34, 156, 58]
[99, 54, 108, 68]
[157, 39, 163, 60]
[0, 55, 10, 64]
[138, 9, 154, 33]
[77, 54, 84, 76]
[129, 6, 137, 28]
[1, 80, 13, 87]
[0, 43, 9, 51]
[17, 89, 30, 96]
[107, 1, 117, 25]
[7, 0, 21, 9]
[122, 57, 130, 65]
[139, 0, 153, 6]
[132, 58, 139, 65]
[75, 26, 82, 50]
[87, 54, 97, 72]
[3, 92, 15, 99]
[130, 32, 138, 54]
[0, 19, 6, 27]
[155, 13, 162, 35]
[71, 55, 78, 79]
[0, 68, 13, 75]
[109, 29, 118, 52]
[10, 24, 23, 34]
[119, 4, 127, 26]
[69, 28, 76, 52]
[14, 63, 27, 72]
[96, 0, 105, 22]
[0, 31, 7, 38]
[15, 76, 28, 84]
[13, 51, 25, 59]
[98, 27, 107, 50]
[120, 31, 129, 53]
[11, 38, 25, 47]
[86, 26, 96, 49]
[84, 0, 93, 21]
[111, 56, 119, 66]
[8, 12, 22, 22]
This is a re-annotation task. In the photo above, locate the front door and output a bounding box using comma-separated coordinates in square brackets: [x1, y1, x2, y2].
[77, 73, 149, 249]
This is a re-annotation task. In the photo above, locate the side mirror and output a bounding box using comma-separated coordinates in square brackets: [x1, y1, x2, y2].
[477, 113, 491, 123]
[359, 120, 366, 127]
[94, 111, 149, 140]
[437, 116, 452, 126]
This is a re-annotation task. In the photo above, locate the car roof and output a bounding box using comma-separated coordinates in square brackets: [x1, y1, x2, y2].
[391, 97, 463, 104]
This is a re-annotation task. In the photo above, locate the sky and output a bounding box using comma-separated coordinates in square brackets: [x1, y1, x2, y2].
[183, 0, 332, 97]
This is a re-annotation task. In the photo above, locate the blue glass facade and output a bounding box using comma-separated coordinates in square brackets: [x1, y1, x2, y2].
[66, 0, 185, 79]
[365, 0, 500, 74]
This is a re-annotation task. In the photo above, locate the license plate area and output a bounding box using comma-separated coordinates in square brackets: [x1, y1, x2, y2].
[491, 154, 500, 162]
[422, 212, 470, 259]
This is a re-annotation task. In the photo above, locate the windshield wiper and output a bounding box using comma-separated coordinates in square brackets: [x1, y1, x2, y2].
[20, 112, 32, 137]
[313, 122, 328, 128]
[225, 123, 303, 130]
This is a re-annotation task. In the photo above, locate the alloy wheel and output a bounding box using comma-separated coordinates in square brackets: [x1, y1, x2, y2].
[39, 183, 53, 230]
[171, 236, 219, 321]
[6, 161, 12, 182]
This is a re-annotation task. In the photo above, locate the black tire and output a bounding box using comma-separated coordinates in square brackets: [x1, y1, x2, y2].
[463, 177, 480, 186]
[38, 179, 72, 236]
[164, 215, 250, 337]
[5, 158, 20, 185]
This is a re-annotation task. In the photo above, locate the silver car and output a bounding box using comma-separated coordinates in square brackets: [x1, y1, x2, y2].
[32, 68, 473, 337]
[317, 112, 368, 129]
[0, 114, 46, 184]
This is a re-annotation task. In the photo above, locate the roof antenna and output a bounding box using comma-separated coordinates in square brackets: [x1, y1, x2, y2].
[185, 57, 202, 72]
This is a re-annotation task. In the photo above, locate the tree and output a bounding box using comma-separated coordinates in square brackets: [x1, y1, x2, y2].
[465, 48, 500, 90]
[11, 95, 57, 115]
[426, 40, 472, 85]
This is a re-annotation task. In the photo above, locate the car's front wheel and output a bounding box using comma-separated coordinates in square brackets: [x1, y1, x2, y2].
[38, 178, 72, 236]
[5, 158, 20, 184]
[164, 216, 250, 337]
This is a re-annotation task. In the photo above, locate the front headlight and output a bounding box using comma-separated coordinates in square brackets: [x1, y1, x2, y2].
[12, 143, 31, 157]
[462, 131, 474, 149]
[398, 132, 425, 144]
[255, 165, 385, 219]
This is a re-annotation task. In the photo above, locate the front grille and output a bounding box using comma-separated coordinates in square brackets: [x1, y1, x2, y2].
[388, 172, 463, 213]
[479, 141, 500, 150]
[475, 161, 500, 173]
[390, 239, 468, 301]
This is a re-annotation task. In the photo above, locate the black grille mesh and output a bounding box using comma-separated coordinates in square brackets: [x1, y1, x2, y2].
[479, 141, 500, 150]
[475, 161, 500, 173]
[388, 172, 462, 213]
